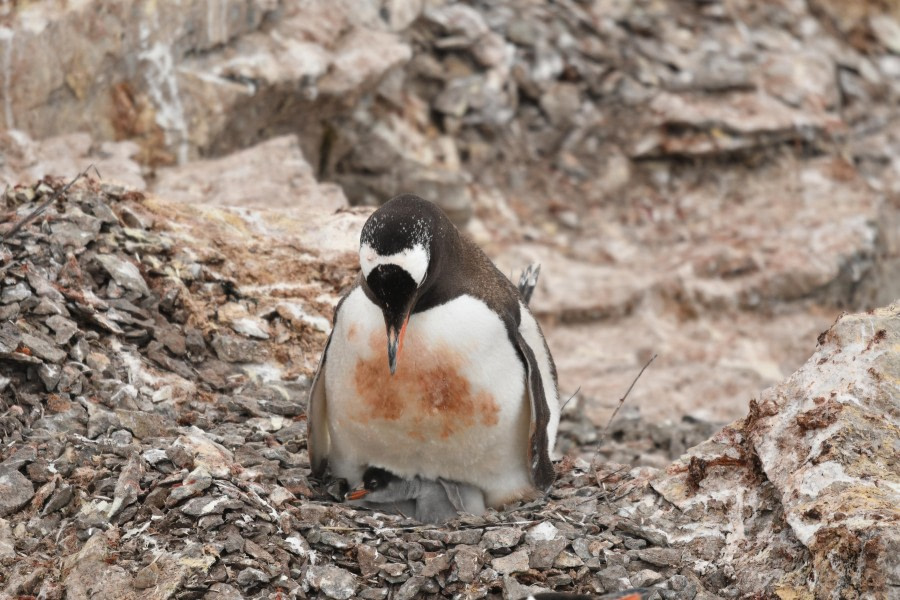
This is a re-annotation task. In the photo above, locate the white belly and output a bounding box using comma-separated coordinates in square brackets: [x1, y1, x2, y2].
[324, 288, 534, 506]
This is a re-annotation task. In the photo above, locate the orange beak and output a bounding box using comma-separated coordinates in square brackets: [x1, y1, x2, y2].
[346, 488, 369, 501]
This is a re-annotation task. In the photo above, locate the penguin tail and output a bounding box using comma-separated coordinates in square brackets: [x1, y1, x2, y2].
[517, 263, 541, 305]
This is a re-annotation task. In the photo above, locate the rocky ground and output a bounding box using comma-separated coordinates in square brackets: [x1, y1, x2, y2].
[1, 0, 900, 598]
[0, 178, 728, 599]
[0, 171, 897, 599]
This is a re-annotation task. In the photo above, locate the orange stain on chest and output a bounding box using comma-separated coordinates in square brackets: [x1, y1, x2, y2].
[353, 332, 499, 438]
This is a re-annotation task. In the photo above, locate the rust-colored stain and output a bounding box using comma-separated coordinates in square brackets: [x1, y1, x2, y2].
[346, 323, 359, 342]
[354, 332, 499, 438]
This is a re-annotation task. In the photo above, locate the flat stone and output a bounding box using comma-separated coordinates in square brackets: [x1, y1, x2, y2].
[1, 282, 31, 303]
[0, 468, 35, 517]
[490, 548, 529, 574]
[210, 333, 261, 363]
[0, 322, 21, 353]
[453, 545, 482, 583]
[553, 549, 584, 569]
[181, 495, 239, 516]
[167, 467, 213, 505]
[50, 221, 98, 248]
[395, 575, 427, 600]
[0, 518, 15, 558]
[597, 564, 631, 591]
[20, 332, 67, 363]
[305, 565, 359, 600]
[529, 537, 567, 569]
[168, 431, 235, 478]
[115, 409, 171, 439]
[237, 567, 270, 588]
[45, 314, 78, 344]
[631, 568, 665, 587]
[95, 254, 151, 296]
[481, 526, 523, 550]
[525, 521, 559, 543]
[636, 547, 683, 567]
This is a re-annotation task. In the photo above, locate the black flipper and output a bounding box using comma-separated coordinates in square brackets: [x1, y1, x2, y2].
[512, 328, 555, 491]
[307, 332, 332, 478]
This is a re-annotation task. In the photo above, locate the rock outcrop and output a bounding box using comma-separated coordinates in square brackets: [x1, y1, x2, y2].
[2, 0, 900, 597]
[4, 0, 900, 426]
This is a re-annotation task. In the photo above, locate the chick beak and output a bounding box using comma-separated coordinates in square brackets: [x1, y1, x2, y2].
[346, 488, 370, 501]
[386, 315, 410, 375]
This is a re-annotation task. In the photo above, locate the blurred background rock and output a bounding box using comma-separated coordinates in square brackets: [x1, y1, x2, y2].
[2, 0, 900, 436]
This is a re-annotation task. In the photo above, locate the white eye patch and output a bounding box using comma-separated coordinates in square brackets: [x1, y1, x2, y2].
[360, 243, 429, 285]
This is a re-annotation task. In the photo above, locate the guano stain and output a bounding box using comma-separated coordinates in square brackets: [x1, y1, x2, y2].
[353, 333, 500, 439]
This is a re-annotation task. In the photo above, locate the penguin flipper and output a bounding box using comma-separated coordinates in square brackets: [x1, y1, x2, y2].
[308, 332, 332, 478]
[512, 329, 555, 491]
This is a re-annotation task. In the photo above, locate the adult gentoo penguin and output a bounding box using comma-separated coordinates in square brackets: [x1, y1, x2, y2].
[308, 194, 560, 508]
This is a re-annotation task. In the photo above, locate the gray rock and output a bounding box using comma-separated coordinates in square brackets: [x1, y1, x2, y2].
[524, 521, 559, 543]
[0, 518, 15, 559]
[395, 575, 427, 600]
[490, 548, 529, 574]
[453, 545, 482, 583]
[2, 282, 31, 303]
[0, 468, 35, 517]
[45, 315, 78, 344]
[481, 526, 523, 549]
[211, 333, 261, 363]
[236, 567, 270, 588]
[597, 564, 631, 592]
[167, 467, 213, 505]
[553, 550, 584, 568]
[631, 568, 665, 587]
[20, 332, 67, 363]
[95, 254, 151, 296]
[305, 564, 359, 600]
[636, 547, 683, 567]
[0, 321, 22, 353]
[37, 362, 61, 390]
[529, 537, 567, 569]
[180, 495, 238, 516]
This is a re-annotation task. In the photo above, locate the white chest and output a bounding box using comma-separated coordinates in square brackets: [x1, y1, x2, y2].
[323, 289, 530, 492]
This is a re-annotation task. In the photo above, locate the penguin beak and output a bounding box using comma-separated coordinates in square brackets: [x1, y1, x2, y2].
[386, 314, 410, 375]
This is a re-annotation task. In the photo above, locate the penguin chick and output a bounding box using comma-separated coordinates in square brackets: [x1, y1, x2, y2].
[346, 466, 486, 524]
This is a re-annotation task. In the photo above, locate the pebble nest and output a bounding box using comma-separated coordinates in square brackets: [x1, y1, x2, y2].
[0, 178, 722, 599]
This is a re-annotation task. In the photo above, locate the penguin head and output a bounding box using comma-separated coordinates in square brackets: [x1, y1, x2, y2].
[360, 194, 444, 374]
[345, 466, 415, 502]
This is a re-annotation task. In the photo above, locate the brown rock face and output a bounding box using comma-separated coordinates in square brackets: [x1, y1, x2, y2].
[652, 303, 900, 597]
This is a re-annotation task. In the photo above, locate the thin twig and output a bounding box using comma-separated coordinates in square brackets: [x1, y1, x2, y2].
[560, 385, 581, 412]
[1, 164, 99, 242]
[319, 519, 540, 533]
[599, 354, 657, 443]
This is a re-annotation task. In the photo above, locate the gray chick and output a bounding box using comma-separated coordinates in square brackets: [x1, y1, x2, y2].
[346, 467, 486, 524]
